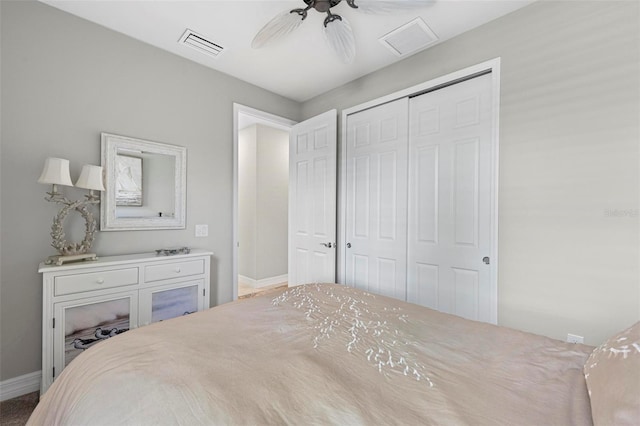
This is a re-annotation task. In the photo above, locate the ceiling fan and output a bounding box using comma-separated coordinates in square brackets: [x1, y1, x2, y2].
[252, 0, 433, 64]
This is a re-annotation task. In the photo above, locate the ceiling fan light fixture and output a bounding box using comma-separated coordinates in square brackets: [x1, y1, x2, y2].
[312, 0, 338, 13]
[252, 0, 433, 62]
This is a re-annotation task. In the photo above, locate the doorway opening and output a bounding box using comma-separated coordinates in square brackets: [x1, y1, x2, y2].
[232, 104, 296, 300]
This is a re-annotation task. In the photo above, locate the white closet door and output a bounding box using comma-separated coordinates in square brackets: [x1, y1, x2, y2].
[407, 73, 495, 322]
[345, 98, 409, 300]
[289, 110, 337, 286]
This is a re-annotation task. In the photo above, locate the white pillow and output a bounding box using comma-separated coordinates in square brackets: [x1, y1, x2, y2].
[584, 322, 640, 425]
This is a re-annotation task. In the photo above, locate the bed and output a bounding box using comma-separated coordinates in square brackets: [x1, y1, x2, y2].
[28, 283, 639, 425]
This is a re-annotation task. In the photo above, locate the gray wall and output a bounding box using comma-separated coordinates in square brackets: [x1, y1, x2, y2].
[255, 124, 289, 280]
[238, 126, 258, 279]
[0, 1, 301, 381]
[303, 0, 640, 345]
[238, 124, 289, 282]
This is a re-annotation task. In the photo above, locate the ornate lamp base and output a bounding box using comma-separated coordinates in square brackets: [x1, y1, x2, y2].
[45, 253, 98, 266]
[44, 192, 100, 267]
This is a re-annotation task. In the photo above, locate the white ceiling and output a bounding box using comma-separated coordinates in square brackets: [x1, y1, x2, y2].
[41, 0, 535, 102]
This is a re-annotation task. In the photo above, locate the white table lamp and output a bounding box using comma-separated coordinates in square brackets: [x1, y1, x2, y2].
[38, 158, 74, 197]
[75, 165, 105, 198]
[38, 158, 104, 266]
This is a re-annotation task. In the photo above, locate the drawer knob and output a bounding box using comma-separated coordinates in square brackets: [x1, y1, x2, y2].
[175, 268, 181, 273]
[96, 278, 105, 284]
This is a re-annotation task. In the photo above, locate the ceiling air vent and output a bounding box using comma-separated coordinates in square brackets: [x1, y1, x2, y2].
[379, 18, 438, 57]
[178, 29, 224, 58]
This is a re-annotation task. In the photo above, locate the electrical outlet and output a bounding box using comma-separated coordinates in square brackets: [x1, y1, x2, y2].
[195, 224, 208, 237]
[567, 333, 584, 344]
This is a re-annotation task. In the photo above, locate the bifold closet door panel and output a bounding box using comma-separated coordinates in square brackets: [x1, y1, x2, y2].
[345, 98, 409, 300]
[407, 73, 494, 322]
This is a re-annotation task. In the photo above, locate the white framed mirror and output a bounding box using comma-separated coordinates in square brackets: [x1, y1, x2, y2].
[100, 133, 186, 231]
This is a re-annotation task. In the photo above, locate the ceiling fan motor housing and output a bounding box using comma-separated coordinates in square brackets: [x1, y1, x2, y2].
[304, 0, 343, 13]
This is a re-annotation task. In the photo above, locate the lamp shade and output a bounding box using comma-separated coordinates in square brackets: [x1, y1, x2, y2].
[37, 158, 73, 186]
[75, 165, 105, 191]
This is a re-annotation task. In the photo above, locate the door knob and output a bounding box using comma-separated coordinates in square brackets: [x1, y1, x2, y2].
[482, 257, 490, 265]
[320, 242, 333, 248]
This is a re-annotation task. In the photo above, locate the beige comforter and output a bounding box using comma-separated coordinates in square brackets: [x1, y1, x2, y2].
[29, 283, 594, 425]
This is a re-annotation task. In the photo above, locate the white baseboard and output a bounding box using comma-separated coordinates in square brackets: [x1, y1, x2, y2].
[238, 274, 256, 287]
[0, 371, 40, 401]
[238, 274, 288, 289]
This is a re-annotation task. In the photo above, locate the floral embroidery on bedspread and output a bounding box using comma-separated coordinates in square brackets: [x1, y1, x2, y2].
[273, 284, 434, 387]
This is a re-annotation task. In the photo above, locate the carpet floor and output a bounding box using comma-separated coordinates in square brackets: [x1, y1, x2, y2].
[0, 392, 39, 425]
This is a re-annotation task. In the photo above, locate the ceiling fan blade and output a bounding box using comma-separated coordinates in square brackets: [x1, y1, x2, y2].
[350, 0, 434, 14]
[251, 10, 305, 48]
[324, 17, 356, 64]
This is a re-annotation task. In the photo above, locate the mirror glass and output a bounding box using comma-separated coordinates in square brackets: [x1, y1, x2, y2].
[101, 133, 186, 230]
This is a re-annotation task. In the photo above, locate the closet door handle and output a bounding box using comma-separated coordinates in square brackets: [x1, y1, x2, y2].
[320, 242, 333, 248]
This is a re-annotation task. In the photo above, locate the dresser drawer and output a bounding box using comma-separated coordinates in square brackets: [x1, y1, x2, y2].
[144, 259, 205, 283]
[54, 268, 139, 296]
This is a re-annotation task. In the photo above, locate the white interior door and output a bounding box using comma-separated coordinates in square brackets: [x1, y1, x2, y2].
[407, 73, 496, 322]
[289, 110, 337, 286]
[344, 98, 409, 300]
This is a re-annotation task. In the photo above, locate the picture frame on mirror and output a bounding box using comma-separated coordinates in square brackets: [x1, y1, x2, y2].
[115, 154, 143, 207]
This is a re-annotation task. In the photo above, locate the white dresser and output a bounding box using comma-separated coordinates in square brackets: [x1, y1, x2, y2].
[39, 249, 212, 394]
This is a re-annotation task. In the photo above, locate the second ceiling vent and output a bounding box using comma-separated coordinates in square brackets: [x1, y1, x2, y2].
[179, 29, 224, 58]
[379, 18, 438, 57]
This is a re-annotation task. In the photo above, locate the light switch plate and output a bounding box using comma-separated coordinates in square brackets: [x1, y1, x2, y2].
[195, 224, 208, 237]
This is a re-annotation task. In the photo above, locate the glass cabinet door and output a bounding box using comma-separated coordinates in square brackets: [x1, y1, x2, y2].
[139, 280, 203, 326]
[53, 291, 138, 377]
